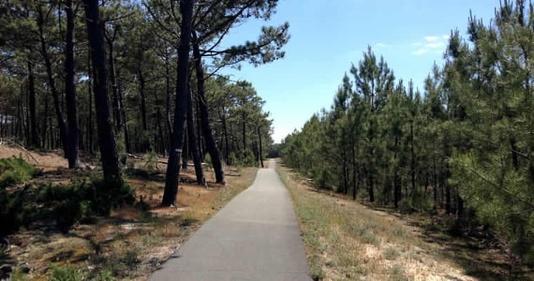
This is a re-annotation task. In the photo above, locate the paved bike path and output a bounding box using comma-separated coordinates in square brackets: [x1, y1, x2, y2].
[150, 160, 311, 281]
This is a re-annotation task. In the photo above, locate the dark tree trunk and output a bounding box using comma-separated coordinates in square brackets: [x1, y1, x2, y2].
[162, 0, 194, 206]
[410, 122, 416, 197]
[138, 69, 149, 151]
[351, 142, 358, 200]
[138, 70, 148, 131]
[156, 108, 166, 154]
[37, 6, 68, 156]
[445, 162, 452, 214]
[64, 0, 79, 168]
[117, 71, 131, 153]
[41, 95, 49, 148]
[83, 0, 122, 184]
[242, 111, 247, 159]
[87, 51, 94, 154]
[369, 174, 375, 203]
[165, 56, 173, 148]
[257, 126, 264, 168]
[192, 31, 224, 183]
[221, 107, 230, 164]
[107, 36, 122, 132]
[393, 136, 401, 208]
[187, 87, 205, 185]
[182, 129, 189, 169]
[26, 60, 39, 147]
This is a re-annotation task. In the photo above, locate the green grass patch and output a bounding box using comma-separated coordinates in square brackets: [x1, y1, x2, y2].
[0, 157, 38, 188]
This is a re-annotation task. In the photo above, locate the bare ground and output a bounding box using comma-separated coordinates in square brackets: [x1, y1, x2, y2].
[0, 144, 258, 280]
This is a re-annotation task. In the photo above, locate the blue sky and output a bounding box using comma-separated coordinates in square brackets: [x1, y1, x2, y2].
[220, 0, 500, 143]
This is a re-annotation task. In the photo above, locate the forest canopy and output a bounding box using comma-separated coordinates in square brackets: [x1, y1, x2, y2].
[281, 0, 534, 266]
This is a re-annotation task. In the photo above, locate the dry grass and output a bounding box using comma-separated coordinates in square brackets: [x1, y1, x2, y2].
[2, 145, 258, 280]
[277, 163, 479, 281]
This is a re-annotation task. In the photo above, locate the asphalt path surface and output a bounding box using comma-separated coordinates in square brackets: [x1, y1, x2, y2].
[150, 160, 311, 281]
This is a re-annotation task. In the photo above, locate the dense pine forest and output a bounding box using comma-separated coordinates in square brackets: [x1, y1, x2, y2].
[1, 0, 534, 280]
[281, 0, 534, 272]
[0, 0, 288, 279]
[0, 0, 287, 198]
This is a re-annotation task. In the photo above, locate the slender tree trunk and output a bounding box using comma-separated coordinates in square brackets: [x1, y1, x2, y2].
[257, 125, 264, 168]
[138, 69, 148, 131]
[192, 31, 225, 183]
[64, 0, 79, 168]
[107, 37, 122, 132]
[83, 0, 122, 184]
[165, 56, 173, 148]
[156, 108, 166, 154]
[26, 60, 39, 147]
[138, 69, 149, 151]
[410, 122, 416, 197]
[87, 51, 94, 154]
[221, 107, 230, 164]
[187, 87, 205, 185]
[242, 111, 247, 159]
[117, 71, 131, 153]
[42, 95, 48, 148]
[37, 6, 68, 156]
[351, 141, 358, 200]
[182, 129, 189, 169]
[162, 0, 194, 206]
[394, 136, 401, 208]
[369, 173, 375, 203]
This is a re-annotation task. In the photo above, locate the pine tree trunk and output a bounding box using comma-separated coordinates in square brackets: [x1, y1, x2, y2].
[138, 69, 149, 151]
[165, 57, 172, 149]
[221, 107, 230, 164]
[191, 31, 225, 183]
[187, 87, 205, 185]
[83, 0, 122, 184]
[64, 0, 79, 169]
[87, 51, 94, 154]
[156, 108, 166, 154]
[117, 73, 130, 153]
[394, 136, 401, 208]
[26, 60, 39, 148]
[257, 126, 264, 168]
[242, 111, 247, 159]
[162, 0, 194, 206]
[107, 37, 122, 132]
[37, 7, 68, 156]
[410, 122, 416, 197]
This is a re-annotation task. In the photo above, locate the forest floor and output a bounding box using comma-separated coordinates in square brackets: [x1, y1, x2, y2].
[0, 143, 257, 280]
[276, 162, 530, 281]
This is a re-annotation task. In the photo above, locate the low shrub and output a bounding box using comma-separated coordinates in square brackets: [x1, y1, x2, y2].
[49, 266, 86, 281]
[37, 178, 134, 232]
[0, 157, 38, 188]
[1, 178, 135, 236]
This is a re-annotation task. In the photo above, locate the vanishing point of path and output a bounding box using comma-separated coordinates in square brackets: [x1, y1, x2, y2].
[150, 160, 311, 281]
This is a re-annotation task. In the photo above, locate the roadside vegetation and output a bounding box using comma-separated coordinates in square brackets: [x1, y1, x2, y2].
[278, 163, 521, 281]
[0, 0, 283, 279]
[0, 144, 257, 280]
[280, 1, 534, 277]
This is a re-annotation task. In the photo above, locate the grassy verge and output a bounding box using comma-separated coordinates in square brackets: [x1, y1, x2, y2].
[277, 162, 478, 281]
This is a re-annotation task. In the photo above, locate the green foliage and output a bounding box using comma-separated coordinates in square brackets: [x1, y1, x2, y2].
[50, 266, 86, 281]
[281, 0, 534, 268]
[143, 151, 159, 172]
[0, 178, 134, 236]
[0, 157, 38, 188]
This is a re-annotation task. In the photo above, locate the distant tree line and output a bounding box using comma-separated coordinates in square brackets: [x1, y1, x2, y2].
[281, 0, 534, 267]
[0, 0, 288, 205]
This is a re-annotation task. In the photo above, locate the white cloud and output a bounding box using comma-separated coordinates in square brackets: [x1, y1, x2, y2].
[375, 42, 390, 49]
[411, 34, 449, 56]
